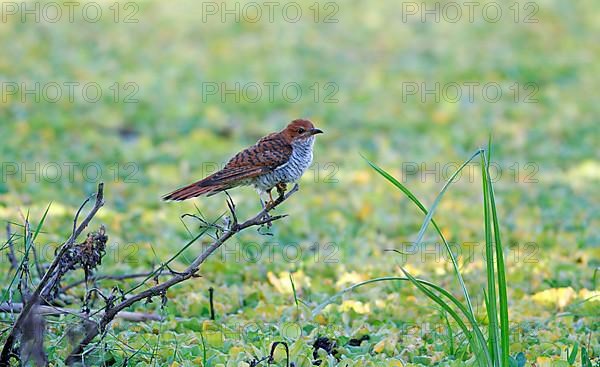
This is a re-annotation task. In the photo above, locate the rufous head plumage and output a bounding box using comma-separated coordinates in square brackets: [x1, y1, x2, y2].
[281, 119, 323, 143]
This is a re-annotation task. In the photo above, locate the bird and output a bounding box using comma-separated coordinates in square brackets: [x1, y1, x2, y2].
[163, 119, 323, 207]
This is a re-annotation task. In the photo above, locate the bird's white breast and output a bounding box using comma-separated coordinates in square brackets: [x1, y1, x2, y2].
[254, 137, 315, 191]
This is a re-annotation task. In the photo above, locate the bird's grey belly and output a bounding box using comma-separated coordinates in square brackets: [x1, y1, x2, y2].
[253, 151, 313, 191]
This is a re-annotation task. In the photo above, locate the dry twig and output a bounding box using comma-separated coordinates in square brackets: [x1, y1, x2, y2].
[65, 184, 298, 365]
[60, 271, 167, 293]
[0, 303, 161, 323]
[0, 183, 105, 366]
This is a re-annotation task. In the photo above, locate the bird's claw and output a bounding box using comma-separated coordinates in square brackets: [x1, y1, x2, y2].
[276, 182, 287, 198]
[258, 183, 291, 230]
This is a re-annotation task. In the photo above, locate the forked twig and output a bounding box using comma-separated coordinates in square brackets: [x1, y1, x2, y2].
[65, 184, 299, 365]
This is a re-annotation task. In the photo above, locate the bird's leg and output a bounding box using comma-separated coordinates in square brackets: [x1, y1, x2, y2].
[263, 188, 276, 214]
[265, 183, 289, 211]
[266, 188, 275, 207]
[257, 189, 273, 224]
[276, 182, 287, 199]
[265, 186, 282, 211]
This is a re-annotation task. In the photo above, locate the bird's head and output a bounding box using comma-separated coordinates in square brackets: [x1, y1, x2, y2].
[282, 119, 324, 143]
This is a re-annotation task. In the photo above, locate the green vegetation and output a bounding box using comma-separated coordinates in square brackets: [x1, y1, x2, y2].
[0, 1, 598, 365]
[359, 142, 509, 367]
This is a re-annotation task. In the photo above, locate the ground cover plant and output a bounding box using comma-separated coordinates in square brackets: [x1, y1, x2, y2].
[0, 0, 598, 365]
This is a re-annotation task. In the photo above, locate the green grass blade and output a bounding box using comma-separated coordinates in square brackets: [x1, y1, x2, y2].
[199, 330, 207, 366]
[289, 273, 299, 310]
[31, 202, 52, 243]
[362, 153, 480, 319]
[581, 346, 592, 367]
[567, 342, 578, 364]
[399, 267, 483, 365]
[481, 153, 500, 366]
[486, 137, 510, 365]
[1, 203, 52, 304]
[441, 310, 454, 355]
[410, 150, 481, 252]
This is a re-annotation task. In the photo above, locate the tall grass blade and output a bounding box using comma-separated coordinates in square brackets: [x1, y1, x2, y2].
[399, 267, 487, 366]
[361, 153, 480, 319]
[441, 310, 454, 355]
[360, 145, 512, 366]
[482, 152, 500, 366]
[31, 202, 52, 243]
[1, 203, 52, 304]
[410, 150, 481, 253]
[486, 137, 510, 365]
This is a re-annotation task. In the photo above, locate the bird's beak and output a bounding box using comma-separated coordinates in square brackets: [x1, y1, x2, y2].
[310, 128, 324, 135]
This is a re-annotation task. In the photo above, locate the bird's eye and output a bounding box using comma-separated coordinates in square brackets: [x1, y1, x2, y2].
[297, 128, 305, 134]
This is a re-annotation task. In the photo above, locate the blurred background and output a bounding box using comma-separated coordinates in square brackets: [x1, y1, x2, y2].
[0, 0, 598, 365]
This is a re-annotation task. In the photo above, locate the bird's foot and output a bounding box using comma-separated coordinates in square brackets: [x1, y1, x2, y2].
[276, 182, 287, 198]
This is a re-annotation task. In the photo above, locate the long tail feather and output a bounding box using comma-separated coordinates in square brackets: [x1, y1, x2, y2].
[163, 165, 265, 202]
[162, 181, 228, 201]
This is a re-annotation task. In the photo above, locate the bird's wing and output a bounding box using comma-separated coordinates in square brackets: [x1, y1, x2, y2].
[162, 134, 291, 201]
[203, 134, 292, 185]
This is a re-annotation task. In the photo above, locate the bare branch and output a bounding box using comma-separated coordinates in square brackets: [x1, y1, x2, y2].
[0, 183, 105, 366]
[5, 223, 18, 271]
[60, 271, 167, 293]
[224, 191, 238, 226]
[0, 303, 162, 323]
[65, 184, 299, 365]
[30, 245, 44, 280]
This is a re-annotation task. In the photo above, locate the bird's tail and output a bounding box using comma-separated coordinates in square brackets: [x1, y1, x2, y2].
[162, 180, 228, 201]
